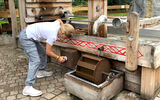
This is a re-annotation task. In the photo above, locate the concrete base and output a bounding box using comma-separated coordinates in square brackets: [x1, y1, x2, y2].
[64, 70, 123, 100]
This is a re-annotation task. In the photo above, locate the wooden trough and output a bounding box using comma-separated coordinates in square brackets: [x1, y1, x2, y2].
[64, 70, 123, 100]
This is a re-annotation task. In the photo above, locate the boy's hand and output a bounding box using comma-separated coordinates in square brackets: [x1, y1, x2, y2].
[58, 56, 66, 63]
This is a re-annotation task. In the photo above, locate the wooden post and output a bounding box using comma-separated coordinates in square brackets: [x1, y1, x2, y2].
[145, 0, 154, 18]
[125, 12, 140, 71]
[8, 0, 18, 48]
[140, 67, 160, 99]
[18, 0, 26, 30]
[141, 67, 155, 99]
[4, 0, 11, 23]
[88, 0, 107, 37]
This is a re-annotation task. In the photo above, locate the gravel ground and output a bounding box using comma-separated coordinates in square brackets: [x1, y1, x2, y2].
[0, 34, 80, 100]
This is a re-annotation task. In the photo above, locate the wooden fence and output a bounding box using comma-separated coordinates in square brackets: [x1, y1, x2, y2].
[0, 5, 129, 18]
[72, 5, 130, 16]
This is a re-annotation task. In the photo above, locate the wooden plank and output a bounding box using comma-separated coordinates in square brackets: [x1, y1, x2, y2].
[111, 60, 141, 93]
[125, 80, 141, 94]
[141, 67, 156, 99]
[108, 26, 160, 38]
[51, 34, 156, 69]
[26, 3, 72, 8]
[1, 23, 20, 33]
[88, 0, 107, 37]
[0, 9, 19, 18]
[25, 16, 62, 23]
[125, 12, 140, 71]
[72, 7, 88, 11]
[108, 5, 129, 9]
[72, 5, 130, 11]
[77, 61, 96, 70]
[26, 0, 72, 2]
[18, 0, 26, 30]
[72, 11, 128, 17]
[139, 16, 160, 29]
[9, 0, 18, 48]
[26, 7, 71, 17]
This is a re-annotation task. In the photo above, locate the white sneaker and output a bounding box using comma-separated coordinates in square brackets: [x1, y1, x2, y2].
[36, 70, 53, 78]
[22, 86, 42, 96]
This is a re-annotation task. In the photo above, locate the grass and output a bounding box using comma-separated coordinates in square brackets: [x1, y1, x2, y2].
[0, 19, 8, 28]
[71, 12, 127, 20]
[108, 13, 127, 16]
[72, 17, 88, 20]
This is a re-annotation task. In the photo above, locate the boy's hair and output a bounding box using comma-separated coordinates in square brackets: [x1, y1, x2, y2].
[60, 24, 75, 38]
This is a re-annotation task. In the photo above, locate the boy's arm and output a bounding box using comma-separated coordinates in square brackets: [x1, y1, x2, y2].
[57, 19, 63, 25]
[46, 43, 65, 63]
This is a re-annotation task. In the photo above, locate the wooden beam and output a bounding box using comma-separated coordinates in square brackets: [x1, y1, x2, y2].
[18, 0, 26, 30]
[26, 3, 72, 8]
[25, 16, 62, 23]
[9, 0, 18, 48]
[26, 0, 72, 2]
[108, 5, 129, 9]
[125, 12, 140, 71]
[26, 7, 71, 17]
[0, 9, 19, 18]
[88, 0, 107, 37]
[72, 5, 130, 11]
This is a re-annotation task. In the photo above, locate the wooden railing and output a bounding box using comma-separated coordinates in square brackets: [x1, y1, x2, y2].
[72, 5, 129, 11]
[72, 5, 130, 16]
[0, 9, 19, 18]
[0, 5, 129, 18]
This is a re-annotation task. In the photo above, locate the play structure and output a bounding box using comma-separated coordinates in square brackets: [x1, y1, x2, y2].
[7, 0, 160, 99]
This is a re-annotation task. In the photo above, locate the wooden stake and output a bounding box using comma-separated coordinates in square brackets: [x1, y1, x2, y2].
[9, 0, 18, 48]
[18, 0, 26, 30]
[125, 12, 140, 71]
[88, 0, 107, 37]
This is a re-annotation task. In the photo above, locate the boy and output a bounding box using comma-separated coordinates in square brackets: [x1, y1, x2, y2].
[19, 19, 75, 96]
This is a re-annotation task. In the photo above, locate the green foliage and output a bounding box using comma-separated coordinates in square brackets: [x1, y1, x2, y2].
[108, 0, 130, 5]
[72, 0, 88, 7]
[0, 0, 18, 10]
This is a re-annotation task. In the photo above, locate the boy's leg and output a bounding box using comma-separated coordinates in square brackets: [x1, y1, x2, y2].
[19, 29, 42, 96]
[36, 42, 53, 78]
[36, 42, 47, 70]
[19, 30, 41, 85]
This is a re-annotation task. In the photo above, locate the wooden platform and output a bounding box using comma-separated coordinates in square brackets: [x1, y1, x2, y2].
[52, 20, 160, 99]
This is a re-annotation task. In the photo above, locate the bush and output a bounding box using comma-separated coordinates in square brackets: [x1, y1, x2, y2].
[72, 0, 88, 7]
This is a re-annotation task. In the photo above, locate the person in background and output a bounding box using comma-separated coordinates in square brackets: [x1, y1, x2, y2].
[19, 19, 75, 96]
